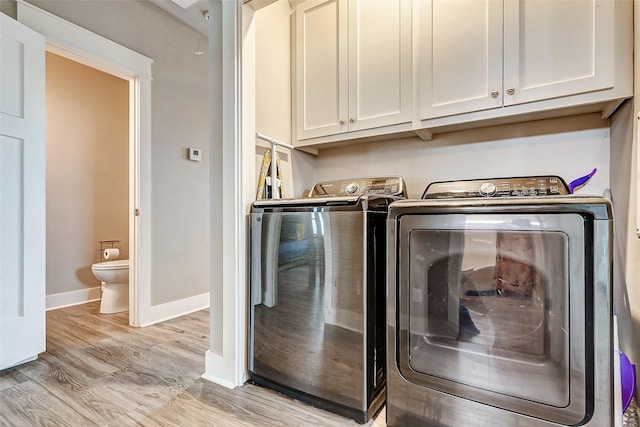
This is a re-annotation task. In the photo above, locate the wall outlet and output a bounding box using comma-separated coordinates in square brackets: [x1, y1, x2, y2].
[188, 147, 202, 162]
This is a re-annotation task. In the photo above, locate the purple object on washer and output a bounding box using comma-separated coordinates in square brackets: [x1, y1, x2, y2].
[568, 168, 597, 193]
[620, 351, 636, 412]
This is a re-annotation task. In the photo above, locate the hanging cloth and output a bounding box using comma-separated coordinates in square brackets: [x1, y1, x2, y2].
[255, 149, 272, 200]
[255, 150, 284, 200]
[274, 151, 284, 197]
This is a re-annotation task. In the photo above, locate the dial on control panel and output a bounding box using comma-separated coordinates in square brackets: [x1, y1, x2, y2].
[479, 182, 497, 197]
[345, 182, 360, 195]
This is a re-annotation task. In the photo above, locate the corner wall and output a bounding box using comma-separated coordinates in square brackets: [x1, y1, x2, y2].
[23, 0, 211, 308]
[609, 100, 639, 383]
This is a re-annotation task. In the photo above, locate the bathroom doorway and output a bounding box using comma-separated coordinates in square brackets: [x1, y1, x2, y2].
[44, 52, 130, 317]
[38, 36, 151, 326]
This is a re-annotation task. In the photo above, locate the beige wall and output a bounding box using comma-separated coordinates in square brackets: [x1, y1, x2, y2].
[610, 101, 639, 379]
[254, 0, 292, 198]
[254, 0, 317, 198]
[314, 114, 611, 198]
[46, 52, 129, 297]
[0, 0, 15, 17]
[22, 0, 210, 306]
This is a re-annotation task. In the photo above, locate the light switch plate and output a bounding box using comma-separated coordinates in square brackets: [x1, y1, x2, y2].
[188, 147, 202, 162]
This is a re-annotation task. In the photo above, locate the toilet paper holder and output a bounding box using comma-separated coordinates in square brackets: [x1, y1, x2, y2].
[98, 240, 120, 262]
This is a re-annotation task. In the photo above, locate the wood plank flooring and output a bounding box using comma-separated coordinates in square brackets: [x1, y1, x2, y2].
[0, 302, 386, 426]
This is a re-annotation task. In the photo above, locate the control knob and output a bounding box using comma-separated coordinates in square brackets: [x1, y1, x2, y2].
[479, 182, 497, 197]
[345, 182, 359, 195]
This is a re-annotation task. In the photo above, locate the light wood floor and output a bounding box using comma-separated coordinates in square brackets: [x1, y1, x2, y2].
[0, 302, 386, 426]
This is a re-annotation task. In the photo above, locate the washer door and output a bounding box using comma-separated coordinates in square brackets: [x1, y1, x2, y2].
[397, 213, 589, 425]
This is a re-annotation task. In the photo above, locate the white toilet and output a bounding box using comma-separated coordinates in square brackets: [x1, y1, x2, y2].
[91, 259, 129, 314]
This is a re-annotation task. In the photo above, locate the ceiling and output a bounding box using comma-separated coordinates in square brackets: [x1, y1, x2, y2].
[150, 0, 284, 37]
[150, 0, 210, 37]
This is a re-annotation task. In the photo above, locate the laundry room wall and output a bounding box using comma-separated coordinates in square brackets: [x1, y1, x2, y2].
[254, 0, 317, 198]
[314, 114, 612, 198]
[254, 0, 293, 198]
[19, 0, 211, 307]
[45, 52, 129, 307]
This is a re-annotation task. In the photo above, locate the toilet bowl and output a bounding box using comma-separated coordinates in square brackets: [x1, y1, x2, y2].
[91, 259, 129, 314]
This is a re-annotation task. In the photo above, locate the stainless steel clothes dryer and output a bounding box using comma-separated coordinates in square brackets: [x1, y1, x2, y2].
[387, 176, 614, 426]
[249, 176, 406, 423]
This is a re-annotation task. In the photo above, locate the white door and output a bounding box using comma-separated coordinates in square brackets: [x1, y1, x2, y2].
[0, 13, 46, 370]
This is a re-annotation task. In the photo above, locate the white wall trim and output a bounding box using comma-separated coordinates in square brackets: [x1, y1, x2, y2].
[16, 0, 152, 79]
[137, 292, 210, 327]
[204, 0, 248, 389]
[46, 287, 101, 311]
[201, 360, 239, 389]
[46, 288, 209, 323]
[16, 0, 153, 328]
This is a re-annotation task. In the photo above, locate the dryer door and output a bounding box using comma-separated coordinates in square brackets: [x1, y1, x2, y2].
[396, 212, 589, 425]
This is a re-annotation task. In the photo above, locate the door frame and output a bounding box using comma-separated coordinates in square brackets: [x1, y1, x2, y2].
[17, 1, 152, 326]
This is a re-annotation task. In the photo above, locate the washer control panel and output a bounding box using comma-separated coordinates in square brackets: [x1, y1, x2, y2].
[422, 176, 570, 199]
[309, 176, 407, 198]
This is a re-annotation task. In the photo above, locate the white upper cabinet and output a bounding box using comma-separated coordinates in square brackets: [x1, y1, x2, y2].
[290, 0, 630, 148]
[419, 0, 503, 118]
[419, 0, 630, 121]
[347, 0, 412, 132]
[503, 0, 614, 106]
[294, 0, 412, 142]
[295, 0, 348, 140]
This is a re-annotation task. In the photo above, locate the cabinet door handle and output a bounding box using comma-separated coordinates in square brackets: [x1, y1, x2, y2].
[507, 87, 516, 96]
[490, 90, 499, 98]
[349, 118, 354, 123]
[340, 120, 345, 125]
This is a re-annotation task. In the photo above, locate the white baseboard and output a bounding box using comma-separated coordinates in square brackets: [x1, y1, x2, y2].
[46, 287, 101, 311]
[203, 349, 245, 389]
[137, 292, 210, 327]
[47, 289, 210, 327]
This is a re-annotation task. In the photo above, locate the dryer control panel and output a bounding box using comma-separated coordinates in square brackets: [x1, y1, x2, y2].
[309, 176, 407, 198]
[423, 176, 570, 199]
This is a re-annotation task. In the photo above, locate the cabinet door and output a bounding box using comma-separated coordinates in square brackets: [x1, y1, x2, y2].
[419, 0, 503, 119]
[348, 0, 412, 131]
[503, 0, 614, 106]
[295, 0, 348, 140]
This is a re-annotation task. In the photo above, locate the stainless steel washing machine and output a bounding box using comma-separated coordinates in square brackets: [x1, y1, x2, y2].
[249, 176, 406, 423]
[387, 176, 614, 426]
